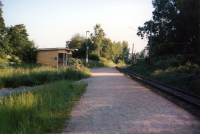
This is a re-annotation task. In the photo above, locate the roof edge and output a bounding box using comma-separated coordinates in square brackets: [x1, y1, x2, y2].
[34, 48, 78, 51]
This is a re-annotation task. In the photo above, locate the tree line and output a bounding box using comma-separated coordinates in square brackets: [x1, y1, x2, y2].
[0, 1, 36, 63]
[137, 0, 200, 65]
[66, 24, 130, 64]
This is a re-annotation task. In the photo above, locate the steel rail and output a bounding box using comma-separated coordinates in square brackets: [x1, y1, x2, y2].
[119, 67, 200, 108]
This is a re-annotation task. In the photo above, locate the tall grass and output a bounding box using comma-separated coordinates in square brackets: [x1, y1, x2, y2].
[0, 63, 91, 88]
[0, 80, 88, 134]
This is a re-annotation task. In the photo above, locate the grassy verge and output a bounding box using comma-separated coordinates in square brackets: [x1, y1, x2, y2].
[0, 80, 87, 134]
[126, 59, 200, 96]
[0, 63, 91, 88]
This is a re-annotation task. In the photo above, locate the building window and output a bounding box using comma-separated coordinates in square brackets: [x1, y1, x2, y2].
[46, 51, 48, 54]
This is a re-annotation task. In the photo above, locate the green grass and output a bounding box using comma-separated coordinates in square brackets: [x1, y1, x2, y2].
[0, 80, 88, 134]
[0, 63, 91, 88]
[126, 59, 200, 96]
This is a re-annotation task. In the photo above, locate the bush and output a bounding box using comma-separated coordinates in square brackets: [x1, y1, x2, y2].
[89, 54, 99, 61]
[116, 60, 126, 67]
[8, 55, 19, 64]
[99, 57, 109, 63]
[18, 42, 37, 63]
[127, 56, 200, 96]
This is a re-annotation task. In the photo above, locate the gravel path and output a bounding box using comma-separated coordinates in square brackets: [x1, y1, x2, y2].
[62, 66, 200, 134]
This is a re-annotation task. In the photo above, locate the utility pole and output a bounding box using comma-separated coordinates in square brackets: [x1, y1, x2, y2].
[134, 50, 136, 64]
[149, 21, 152, 65]
[132, 43, 134, 65]
[86, 31, 90, 67]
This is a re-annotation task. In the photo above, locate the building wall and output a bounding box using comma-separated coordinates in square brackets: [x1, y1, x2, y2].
[36, 50, 58, 66]
[36, 50, 73, 66]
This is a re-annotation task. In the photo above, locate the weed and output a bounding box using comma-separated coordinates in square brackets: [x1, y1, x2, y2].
[0, 80, 88, 133]
[0, 62, 91, 88]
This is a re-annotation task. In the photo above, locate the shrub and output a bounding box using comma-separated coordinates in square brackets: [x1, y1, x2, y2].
[99, 57, 109, 63]
[116, 60, 126, 67]
[89, 54, 99, 61]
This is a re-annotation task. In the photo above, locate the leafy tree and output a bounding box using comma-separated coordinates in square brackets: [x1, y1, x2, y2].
[66, 33, 85, 49]
[0, 1, 12, 58]
[71, 38, 97, 59]
[122, 41, 130, 64]
[90, 24, 106, 56]
[7, 24, 37, 63]
[137, 0, 200, 61]
[8, 24, 30, 56]
[112, 41, 123, 63]
[18, 40, 37, 63]
[101, 38, 113, 60]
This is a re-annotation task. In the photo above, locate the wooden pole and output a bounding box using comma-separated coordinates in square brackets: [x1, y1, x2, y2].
[132, 43, 134, 65]
[149, 21, 152, 65]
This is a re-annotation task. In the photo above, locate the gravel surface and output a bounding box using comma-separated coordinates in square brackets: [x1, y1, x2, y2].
[62, 66, 200, 134]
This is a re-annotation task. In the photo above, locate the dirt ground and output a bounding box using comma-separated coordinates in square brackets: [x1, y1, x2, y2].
[62, 66, 200, 134]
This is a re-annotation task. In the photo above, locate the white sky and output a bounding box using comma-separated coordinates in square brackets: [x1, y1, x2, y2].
[3, 0, 154, 53]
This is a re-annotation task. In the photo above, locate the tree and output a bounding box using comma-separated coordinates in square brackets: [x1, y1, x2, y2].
[8, 24, 30, 56]
[112, 41, 123, 63]
[70, 37, 97, 59]
[7, 24, 37, 63]
[137, 0, 200, 61]
[90, 24, 106, 56]
[101, 38, 113, 60]
[66, 33, 85, 49]
[18, 40, 37, 63]
[122, 41, 130, 64]
[0, 1, 12, 58]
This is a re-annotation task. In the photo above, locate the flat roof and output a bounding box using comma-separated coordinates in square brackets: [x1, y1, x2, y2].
[34, 47, 78, 51]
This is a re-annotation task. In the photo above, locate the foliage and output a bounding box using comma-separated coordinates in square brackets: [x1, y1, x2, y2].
[90, 24, 106, 57]
[67, 24, 131, 66]
[137, 0, 200, 64]
[7, 24, 37, 63]
[122, 41, 130, 64]
[69, 58, 84, 70]
[66, 33, 85, 49]
[0, 1, 37, 62]
[126, 55, 200, 96]
[18, 41, 37, 63]
[80, 58, 110, 68]
[0, 63, 91, 88]
[0, 80, 88, 133]
[99, 57, 109, 64]
[0, 2, 12, 59]
[0, 62, 5, 69]
[89, 54, 99, 61]
[112, 41, 123, 63]
[7, 55, 20, 64]
[70, 37, 98, 59]
[116, 60, 126, 67]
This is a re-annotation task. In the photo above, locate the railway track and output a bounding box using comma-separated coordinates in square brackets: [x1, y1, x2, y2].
[119, 67, 200, 109]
